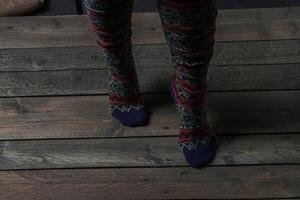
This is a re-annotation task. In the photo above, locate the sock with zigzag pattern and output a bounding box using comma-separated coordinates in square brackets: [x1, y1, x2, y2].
[157, 0, 218, 168]
[84, 0, 147, 127]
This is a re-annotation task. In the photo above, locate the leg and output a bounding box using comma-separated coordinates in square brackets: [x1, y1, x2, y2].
[84, 0, 147, 127]
[156, 0, 218, 167]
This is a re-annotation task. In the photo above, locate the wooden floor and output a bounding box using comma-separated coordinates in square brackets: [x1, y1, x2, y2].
[0, 6, 300, 200]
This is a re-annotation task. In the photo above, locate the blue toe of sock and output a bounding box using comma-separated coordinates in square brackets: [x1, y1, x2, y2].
[112, 108, 147, 127]
[182, 136, 217, 168]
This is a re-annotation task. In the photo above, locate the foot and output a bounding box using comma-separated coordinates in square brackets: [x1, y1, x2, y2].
[169, 75, 217, 168]
[108, 70, 148, 127]
[110, 102, 147, 127]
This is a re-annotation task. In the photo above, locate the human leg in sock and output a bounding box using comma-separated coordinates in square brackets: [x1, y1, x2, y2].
[84, 0, 147, 127]
[157, 0, 218, 167]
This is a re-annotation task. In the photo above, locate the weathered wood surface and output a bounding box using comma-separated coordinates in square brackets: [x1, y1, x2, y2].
[0, 6, 299, 200]
[0, 165, 299, 200]
[0, 40, 299, 96]
[0, 8, 299, 96]
[0, 134, 299, 170]
[2, 40, 300, 72]
[0, 91, 298, 140]
[0, 63, 299, 96]
[0, 7, 300, 49]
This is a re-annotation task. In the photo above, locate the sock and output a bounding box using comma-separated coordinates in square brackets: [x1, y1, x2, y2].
[157, 0, 218, 167]
[84, 0, 147, 127]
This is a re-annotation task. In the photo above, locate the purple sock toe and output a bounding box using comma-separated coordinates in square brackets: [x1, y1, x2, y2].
[180, 136, 217, 168]
[110, 104, 147, 127]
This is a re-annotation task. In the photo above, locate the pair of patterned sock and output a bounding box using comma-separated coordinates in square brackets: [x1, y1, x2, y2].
[84, 0, 218, 168]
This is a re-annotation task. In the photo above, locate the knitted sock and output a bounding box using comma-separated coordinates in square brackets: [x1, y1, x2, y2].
[84, 0, 147, 127]
[157, 0, 218, 168]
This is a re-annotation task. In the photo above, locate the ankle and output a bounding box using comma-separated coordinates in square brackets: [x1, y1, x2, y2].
[178, 121, 215, 147]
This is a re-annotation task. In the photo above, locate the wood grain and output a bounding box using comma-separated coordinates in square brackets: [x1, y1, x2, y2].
[0, 165, 299, 199]
[0, 39, 299, 96]
[0, 7, 300, 49]
[0, 91, 298, 140]
[0, 63, 299, 96]
[0, 134, 299, 170]
[1, 40, 300, 72]
[0, 7, 299, 200]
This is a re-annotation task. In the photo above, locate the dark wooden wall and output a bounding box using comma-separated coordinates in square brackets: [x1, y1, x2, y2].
[135, 0, 300, 11]
[35, 0, 300, 15]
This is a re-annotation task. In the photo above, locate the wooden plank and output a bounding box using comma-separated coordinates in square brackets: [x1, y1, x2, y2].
[216, 6, 300, 23]
[0, 63, 299, 96]
[0, 70, 104, 96]
[0, 134, 299, 170]
[0, 165, 299, 199]
[0, 40, 299, 96]
[0, 7, 300, 49]
[0, 91, 299, 140]
[1, 40, 300, 72]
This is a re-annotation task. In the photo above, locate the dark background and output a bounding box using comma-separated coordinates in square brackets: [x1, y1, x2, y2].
[35, 0, 300, 15]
